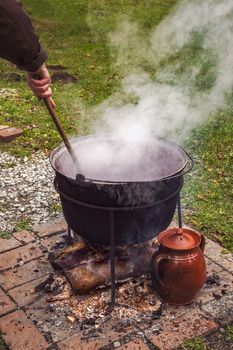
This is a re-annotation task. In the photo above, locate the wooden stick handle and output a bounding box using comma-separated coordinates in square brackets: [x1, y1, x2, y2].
[31, 73, 82, 173]
[42, 98, 81, 172]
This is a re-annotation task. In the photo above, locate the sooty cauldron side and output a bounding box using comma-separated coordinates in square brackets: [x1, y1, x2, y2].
[50, 134, 192, 246]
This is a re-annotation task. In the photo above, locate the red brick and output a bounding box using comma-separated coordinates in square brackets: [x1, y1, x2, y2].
[0, 288, 16, 316]
[33, 217, 67, 237]
[155, 303, 189, 325]
[0, 236, 21, 253]
[0, 310, 48, 350]
[0, 127, 23, 142]
[1, 258, 52, 290]
[57, 336, 108, 350]
[13, 230, 35, 244]
[25, 295, 77, 343]
[118, 339, 149, 349]
[8, 275, 51, 307]
[146, 309, 218, 350]
[40, 233, 66, 251]
[0, 125, 9, 131]
[101, 319, 133, 340]
[58, 327, 133, 349]
[27, 299, 133, 344]
[0, 242, 43, 271]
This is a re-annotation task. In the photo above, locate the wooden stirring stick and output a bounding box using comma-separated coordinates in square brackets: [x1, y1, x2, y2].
[43, 97, 82, 173]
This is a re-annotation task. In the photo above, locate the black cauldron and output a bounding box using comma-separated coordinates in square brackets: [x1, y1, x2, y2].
[50, 134, 192, 246]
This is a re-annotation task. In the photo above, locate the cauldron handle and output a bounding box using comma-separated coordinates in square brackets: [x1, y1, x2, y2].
[163, 149, 194, 181]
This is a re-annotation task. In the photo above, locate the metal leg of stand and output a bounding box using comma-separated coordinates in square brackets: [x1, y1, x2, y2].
[67, 225, 73, 243]
[177, 193, 182, 228]
[110, 210, 116, 307]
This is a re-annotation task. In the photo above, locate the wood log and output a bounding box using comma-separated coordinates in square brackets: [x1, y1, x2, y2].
[64, 244, 157, 293]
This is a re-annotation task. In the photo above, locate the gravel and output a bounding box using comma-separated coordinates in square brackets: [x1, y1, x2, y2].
[0, 151, 61, 232]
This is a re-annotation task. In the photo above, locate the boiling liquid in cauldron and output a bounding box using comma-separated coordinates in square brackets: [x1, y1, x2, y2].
[54, 138, 186, 182]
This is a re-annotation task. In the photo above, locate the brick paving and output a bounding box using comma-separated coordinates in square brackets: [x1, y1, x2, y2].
[0, 217, 233, 350]
[0, 311, 48, 350]
[0, 258, 52, 290]
[12, 230, 35, 244]
[0, 236, 21, 254]
[146, 309, 219, 350]
[0, 288, 16, 316]
[0, 242, 43, 271]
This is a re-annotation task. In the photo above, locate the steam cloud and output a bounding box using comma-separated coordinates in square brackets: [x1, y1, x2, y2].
[69, 0, 233, 182]
[91, 0, 233, 144]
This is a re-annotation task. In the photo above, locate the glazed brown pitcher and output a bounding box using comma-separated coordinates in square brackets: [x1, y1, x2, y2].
[151, 227, 206, 305]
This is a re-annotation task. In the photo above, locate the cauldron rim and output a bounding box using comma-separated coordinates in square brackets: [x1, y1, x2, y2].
[49, 133, 188, 185]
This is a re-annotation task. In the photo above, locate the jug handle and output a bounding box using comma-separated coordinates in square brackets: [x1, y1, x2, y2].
[200, 234, 205, 252]
[151, 253, 170, 290]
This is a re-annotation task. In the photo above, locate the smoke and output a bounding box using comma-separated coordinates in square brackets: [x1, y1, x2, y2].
[90, 0, 233, 144]
[67, 0, 233, 185]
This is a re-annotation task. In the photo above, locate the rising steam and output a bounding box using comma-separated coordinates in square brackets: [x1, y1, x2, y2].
[91, 0, 233, 144]
[68, 0, 233, 182]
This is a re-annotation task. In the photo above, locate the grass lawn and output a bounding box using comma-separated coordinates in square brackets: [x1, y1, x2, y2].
[183, 106, 233, 252]
[0, 0, 232, 251]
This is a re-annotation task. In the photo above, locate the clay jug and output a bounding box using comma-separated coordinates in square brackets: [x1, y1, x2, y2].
[151, 227, 206, 305]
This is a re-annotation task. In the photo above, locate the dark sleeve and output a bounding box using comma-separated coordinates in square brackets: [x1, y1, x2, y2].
[0, 0, 47, 72]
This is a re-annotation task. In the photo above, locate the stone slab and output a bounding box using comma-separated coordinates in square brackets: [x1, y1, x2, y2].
[0, 242, 43, 271]
[196, 270, 233, 304]
[205, 257, 224, 274]
[146, 309, 218, 350]
[205, 239, 233, 274]
[0, 310, 49, 350]
[202, 292, 233, 325]
[0, 258, 52, 290]
[0, 288, 16, 316]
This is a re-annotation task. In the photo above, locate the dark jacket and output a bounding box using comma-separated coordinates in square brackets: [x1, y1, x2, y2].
[0, 0, 47, 72]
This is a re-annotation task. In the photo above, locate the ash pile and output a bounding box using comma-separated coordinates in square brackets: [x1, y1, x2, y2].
[35, 237, 162, 334]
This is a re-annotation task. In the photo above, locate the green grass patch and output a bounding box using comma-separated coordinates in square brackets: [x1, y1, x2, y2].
[181, 337, 209, 350]
[0, 231, 12, 239]
[183, 104, 233, 251]
[0, 335, 8, 350]
[226, 324, 233, 342]
[15, 217, 32, 231]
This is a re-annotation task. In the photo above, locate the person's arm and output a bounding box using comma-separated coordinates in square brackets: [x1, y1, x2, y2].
[0, 0, 52, 98]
